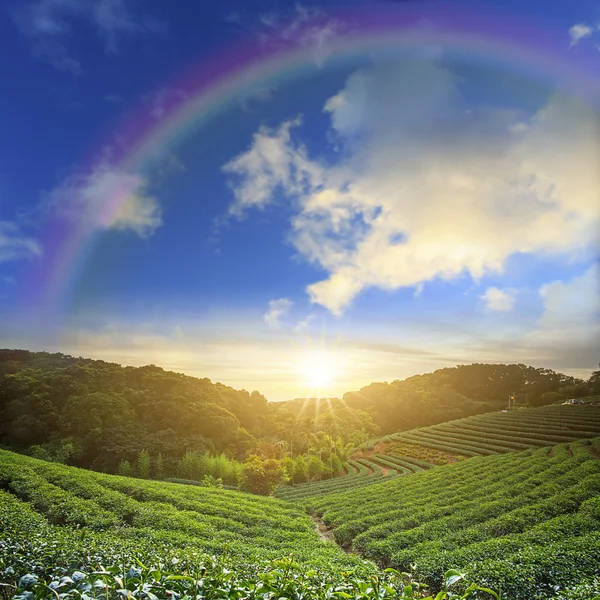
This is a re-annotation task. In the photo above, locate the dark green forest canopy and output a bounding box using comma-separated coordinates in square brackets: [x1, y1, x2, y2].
[342, 363, 595, 434]
[0, 350, 597, 473]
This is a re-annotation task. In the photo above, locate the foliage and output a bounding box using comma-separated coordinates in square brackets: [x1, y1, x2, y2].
[2, 558, 499, 600]
[238, 455, 287, 495]
[0, 350, 376, 478]
[0, 350, 269, 473]
[307, 439, 600, 599]
[136, 450, 151, 479]
[155, 453, 164, 480]
[276, 406, 600, 502]
[117, 459, 133, 477]
[0, 448, 360, 569]
[341, 363, 593, 435]
[176, 452, 241, 486]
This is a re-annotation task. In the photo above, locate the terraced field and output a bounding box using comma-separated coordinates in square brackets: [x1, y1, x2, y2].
[3, 441, 600, 598]
[276, 406, 600, 501]
[387, 405, 600, 458]
[309, 438, 600, 599]
[0, 450, 357, 568]
[0, 449, 504, 600]
[275, 458, 398, 501]
[4, 406, 600, 599]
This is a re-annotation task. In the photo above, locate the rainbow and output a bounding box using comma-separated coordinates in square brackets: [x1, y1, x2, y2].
[25, 2, 600, 330]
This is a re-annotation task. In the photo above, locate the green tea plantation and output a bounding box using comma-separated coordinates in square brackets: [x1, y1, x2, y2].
[1, 449, 498, 600]
[308, 439, 600, 599]
[276, 405, 600, 501]
[3, 409, 600, 599]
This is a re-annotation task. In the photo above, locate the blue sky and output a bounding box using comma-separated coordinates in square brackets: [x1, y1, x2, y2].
[0, 0, 599, 400]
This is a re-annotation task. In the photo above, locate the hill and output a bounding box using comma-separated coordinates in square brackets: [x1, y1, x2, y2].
[0, 448, 499, 600]
[1, 349, 597, 488]
[275, 405, 600, 501]
[0, 350, 377, 477]
[341, 363, 595, 435]
[308, 438, 600, 599]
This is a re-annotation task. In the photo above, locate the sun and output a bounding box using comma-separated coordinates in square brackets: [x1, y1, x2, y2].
[297, 350, 337, 390]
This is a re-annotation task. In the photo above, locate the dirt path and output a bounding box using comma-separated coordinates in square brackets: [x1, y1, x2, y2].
[311, 515, 336, 543]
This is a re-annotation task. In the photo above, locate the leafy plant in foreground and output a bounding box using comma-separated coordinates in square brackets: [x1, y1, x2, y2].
[5, 559, 499, 600]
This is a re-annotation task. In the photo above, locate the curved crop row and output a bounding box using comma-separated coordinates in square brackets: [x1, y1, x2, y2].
[308, 440, 600, 599]
[0, 450, 353, 568]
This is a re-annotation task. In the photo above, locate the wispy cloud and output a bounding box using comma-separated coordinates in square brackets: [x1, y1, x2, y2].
[0, 221, 42, 262]
[276, 4, 346, 68]
[294, 314, 315, 333]
[222, 117, 322, 218]
[250, 4, 346, 68]
[13, 0, 167, 73]
[47, 162, 162, 237]
[223, 61, 600, 315]
[535, 265, 600, 342]
[568, 23, 594, 47]
[264, 297, 293, 329]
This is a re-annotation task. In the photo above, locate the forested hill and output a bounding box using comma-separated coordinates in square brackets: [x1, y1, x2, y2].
[1, 350, 597, 476]
[0, 349, 272, 472]
[295, 363, 598, 435]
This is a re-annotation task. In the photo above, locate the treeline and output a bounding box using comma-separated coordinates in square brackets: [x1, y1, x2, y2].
[0, 350, 376, 483]
[341, 363, 600, 435]
[1, 350, 597, 487]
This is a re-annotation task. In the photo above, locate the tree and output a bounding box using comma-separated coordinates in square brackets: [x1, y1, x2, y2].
[281, 456, 295, 483]
[137, 450, 151, 479]
[539, 391, 565, 406]
[238, 455, 286, 495]
[331, 453, 343, 476]
[294, 455, 308, 483]
[307, 455, 325, 481]
[202, 474, 223, 488]
[177, 451, 203, 480]
[589, 369, 600, 394]
[118, 459, 133, 477]
[155, 453, 165, 480]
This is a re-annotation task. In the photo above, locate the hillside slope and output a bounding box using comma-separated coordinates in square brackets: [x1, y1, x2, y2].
[276, 405, 600, 501]
[0, 449, 355, 569]
[308, 439, 600, 599]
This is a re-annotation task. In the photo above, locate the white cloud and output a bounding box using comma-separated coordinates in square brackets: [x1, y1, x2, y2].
[481, 287, 516, 311]
[222, 118, 323, 218]
[258, 4, 345, 68]
[48, 163, 162, 237]
[264, 297, 293, 329]
[13, 0, 167, 73]
[569, 23, 593, 47]
[224, 61, 600, 315]
[0, 221, 42, 262]
[294, 314, 315, 332]
[517, 265, 600, 369]
[537, 265, 599, 337]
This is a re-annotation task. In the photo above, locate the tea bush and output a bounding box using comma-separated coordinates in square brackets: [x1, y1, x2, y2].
[308, 439, 600, 599]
